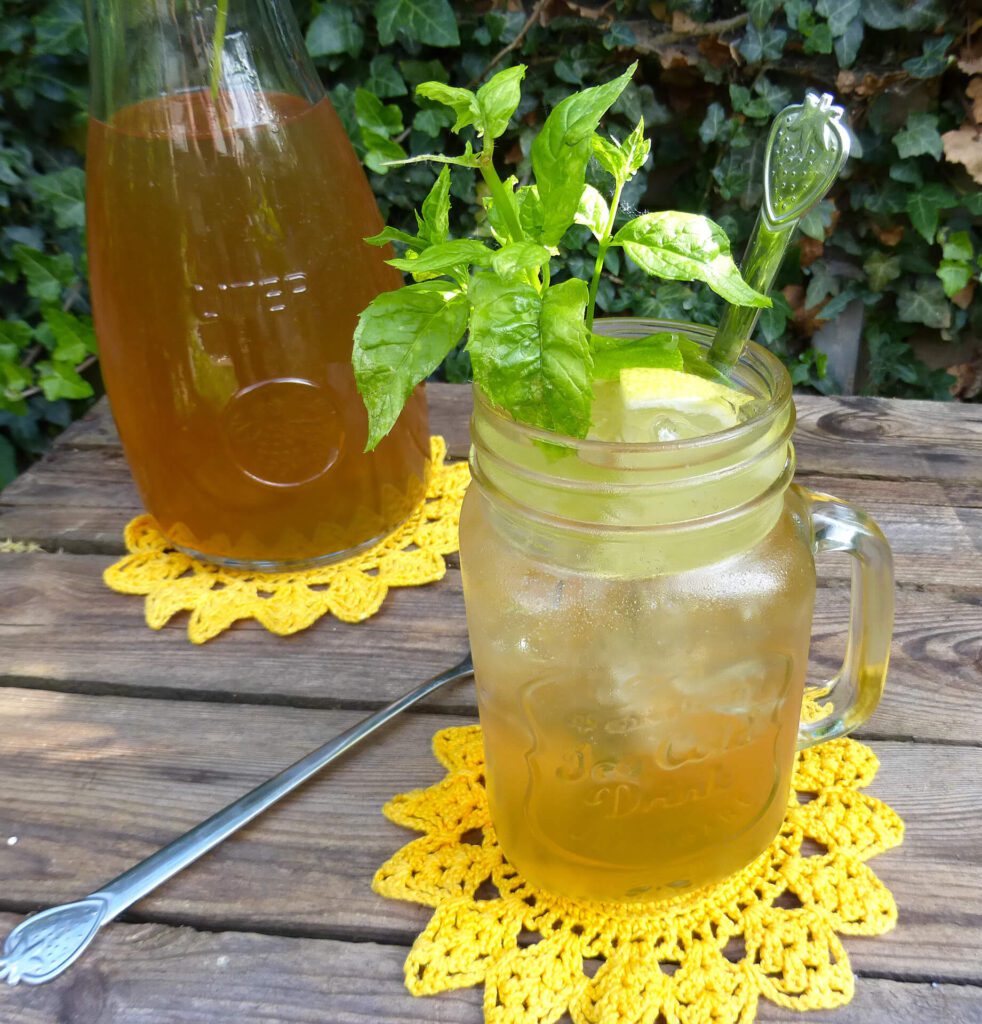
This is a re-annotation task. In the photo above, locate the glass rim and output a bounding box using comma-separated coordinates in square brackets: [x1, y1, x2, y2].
[472, 316, 793, 454]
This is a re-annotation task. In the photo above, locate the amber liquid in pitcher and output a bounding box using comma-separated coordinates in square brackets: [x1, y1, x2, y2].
[87, 91, 429, 566]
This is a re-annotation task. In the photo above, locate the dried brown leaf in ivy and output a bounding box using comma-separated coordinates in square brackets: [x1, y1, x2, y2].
[872, 223, 905, 247]
[799, 237, 824, 267]
[950, 280, 976, 311]
[942, 124, 982, 184]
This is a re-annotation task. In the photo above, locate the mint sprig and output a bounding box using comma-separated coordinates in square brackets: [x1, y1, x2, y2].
[352, 63, 770, 449]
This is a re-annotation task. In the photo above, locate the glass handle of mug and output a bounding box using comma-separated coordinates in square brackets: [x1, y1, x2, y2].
[795, 486, 895, 749]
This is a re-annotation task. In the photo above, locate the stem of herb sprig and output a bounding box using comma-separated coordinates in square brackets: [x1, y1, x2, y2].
[209, 0, 229, 102]
[586, 176, 625, 331]
[478, 140, 525, 244]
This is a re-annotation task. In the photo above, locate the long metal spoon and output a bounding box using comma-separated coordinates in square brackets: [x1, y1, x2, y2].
[0, 653, 473, 986]
[708, 91, 851, 368]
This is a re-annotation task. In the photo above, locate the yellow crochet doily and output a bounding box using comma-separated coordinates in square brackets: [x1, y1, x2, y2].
[104, 436, 469, 643]
[374, 725, 904, 1024]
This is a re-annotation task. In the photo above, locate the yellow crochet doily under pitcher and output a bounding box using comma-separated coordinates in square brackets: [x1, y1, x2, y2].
[374, 724, 904, 1024]
[103, 436, 469, 643]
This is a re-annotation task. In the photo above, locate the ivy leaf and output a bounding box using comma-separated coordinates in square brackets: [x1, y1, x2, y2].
[531, 63, 636, 246]
[805, 261, 838, 308]
[893, 112, 943, 160]
[32, 0, 86, 56]
[39, 307, 96, 363]
[905, 182, 956, 241]
[863, 0, 944, 31]
[36, 358, 92, 401]
[305, 3, 364, 59]
[0, 320, 33, 358]
[896, 278, 951, 329]
[29, 167, 86, 230]
[366, 55, 407, 97]
[591, 331, 683, 380]
[353, 281, 469, 449]
[355, 88, 402, 136]
[890, 161, 923, 187]
[491, 242, 552, 283]
[937, 260, 973, 298]
[476, 64, 526, 140]
[374, 0, 459, 47]
[747, 0, 779, 27]
[754, 77, 792, 114]
[738, 23, 787, 64]
[941, 230, 973, 263]
[864, 251, 902, 292]
[12, 244, 75, 303]
[803, 21, 834, 54]
[603, 22, 636, 50]
[833, 16, 864, 67]
[387, 238, 493, 275]
[800, 200, 835, 241]
[468, 276, 592, 437]
[903, 34, 954, 78]
[698, 103, 727, 144]
[612, 212, 771, 307]
[574, 184, 610, 241]
[815, 0, 860, 36]
[756, 293, 792, 346]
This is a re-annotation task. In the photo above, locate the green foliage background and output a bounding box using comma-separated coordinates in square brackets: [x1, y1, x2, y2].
[1, 0, 980, 487]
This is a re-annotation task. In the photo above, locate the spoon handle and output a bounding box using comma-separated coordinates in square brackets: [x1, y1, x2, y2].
[93, 654, 473, 919]
[709, 91, 851, 368]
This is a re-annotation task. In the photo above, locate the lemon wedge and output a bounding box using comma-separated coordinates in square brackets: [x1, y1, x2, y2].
[614, 367, 751, 442]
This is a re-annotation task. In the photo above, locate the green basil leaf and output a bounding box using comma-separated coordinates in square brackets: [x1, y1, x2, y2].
[364, 225, 424, 249]
[491, 241, 552, 282]
[591, 134, 625, 180]
[590, 331, 683, 380]
[420, 166, 451, 244]
[574, 184, 610, 241]
[476, 64, 526, 140]
[621, 118, 650, 176]
[415, 81, 479, 133]
[468, 275, 592, 437]
[387, 238, 494, 275]
[612, 212, 771, 308]
[353, 281, 469, 449]
[392, 141, 480, 168]
[531, 63, 637, 246]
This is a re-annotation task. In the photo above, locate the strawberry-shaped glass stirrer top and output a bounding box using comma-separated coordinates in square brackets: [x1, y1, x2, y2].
[709, 92, 851, 368]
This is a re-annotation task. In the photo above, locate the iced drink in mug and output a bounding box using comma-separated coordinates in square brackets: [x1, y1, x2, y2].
[351, 65, 894, 902]
[460, 318, 893, 901]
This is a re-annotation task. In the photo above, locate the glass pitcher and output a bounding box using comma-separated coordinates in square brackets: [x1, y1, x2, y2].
[459, 318, 894, 903]
[85, 0, 430, 569]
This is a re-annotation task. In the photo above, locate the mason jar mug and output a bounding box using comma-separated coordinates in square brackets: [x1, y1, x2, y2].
[458, 318, 894, 903]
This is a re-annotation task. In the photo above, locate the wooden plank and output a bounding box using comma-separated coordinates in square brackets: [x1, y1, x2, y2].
[793, 395, 982, 484]
[2, 445, 980, 589]
[1, 913, 979, 1024]
[0, 688, 980, 982]
[0, 552, 978, 742]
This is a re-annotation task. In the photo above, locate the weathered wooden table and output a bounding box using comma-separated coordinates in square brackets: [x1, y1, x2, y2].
[0, 384, 980, 1023]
